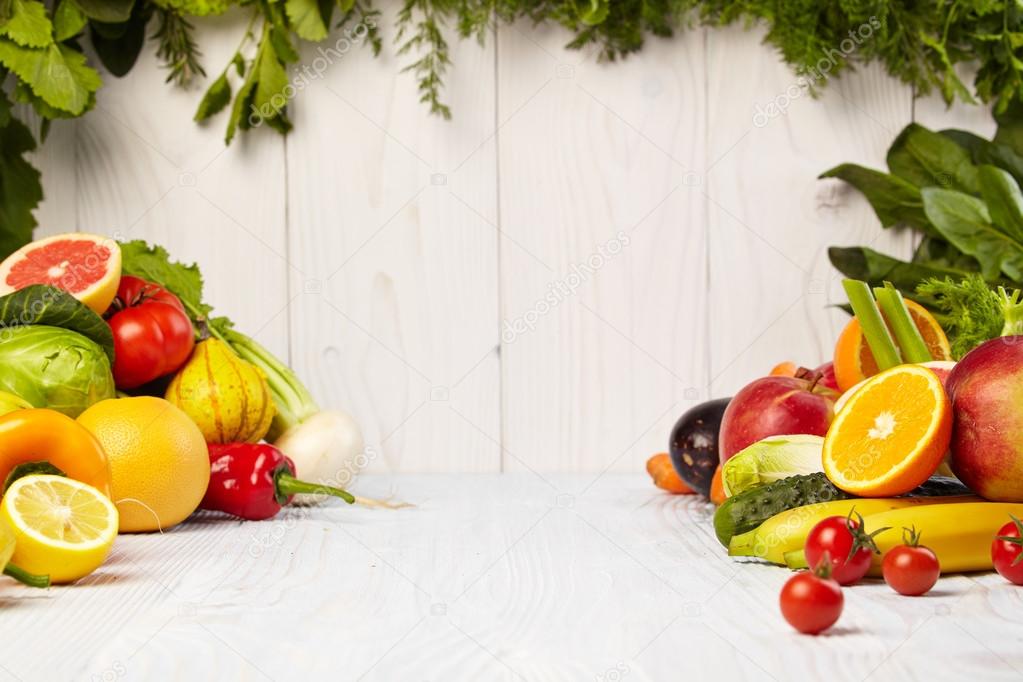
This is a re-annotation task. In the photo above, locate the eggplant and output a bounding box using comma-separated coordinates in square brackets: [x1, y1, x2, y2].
[668, 398, 730, 496]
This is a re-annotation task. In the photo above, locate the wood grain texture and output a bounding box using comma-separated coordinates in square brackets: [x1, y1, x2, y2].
[34, 18, 1000, 473]
[0, 475, 1019, 681]
[284, 5, 500, 473]
[496, 23, 709, 474]
[704, 25, 917, 398]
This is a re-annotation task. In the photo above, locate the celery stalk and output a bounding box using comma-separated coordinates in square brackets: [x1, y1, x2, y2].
[874, 283, 932, 363]
[843, 279, 902, 370]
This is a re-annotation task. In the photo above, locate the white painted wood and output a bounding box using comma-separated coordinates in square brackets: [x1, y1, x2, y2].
[496, 22, 709, 474]
[704, 25, 918, 398]
[0, 475, 1019, 681]
[284, 5, 501, 473]
[29, 17, 1003, 473]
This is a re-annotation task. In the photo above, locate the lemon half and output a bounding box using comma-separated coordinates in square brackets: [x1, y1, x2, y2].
[0, 475, 118, 583]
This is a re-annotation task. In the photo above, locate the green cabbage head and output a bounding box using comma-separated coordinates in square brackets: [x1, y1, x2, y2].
[0, 325, 115, 417]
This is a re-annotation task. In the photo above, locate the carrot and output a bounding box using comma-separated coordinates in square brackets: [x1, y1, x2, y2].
[646, 453, 694, 494]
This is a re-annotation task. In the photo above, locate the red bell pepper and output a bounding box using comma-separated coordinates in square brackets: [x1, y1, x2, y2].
[202, 443, 355, 520]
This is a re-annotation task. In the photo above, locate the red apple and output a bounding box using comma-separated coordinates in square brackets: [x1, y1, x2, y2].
[947, 337, 1023, 501]
[718, 375, 839, 463]
[815, 362, 840, 393]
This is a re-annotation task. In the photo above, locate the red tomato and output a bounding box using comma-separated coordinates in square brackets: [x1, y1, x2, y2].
[882, 527, 940, 596]
[779, 569, 843, 634]
[106, 276, 195, 389]
[992, 515, 1023, 586]
[804, 511, 887, 586]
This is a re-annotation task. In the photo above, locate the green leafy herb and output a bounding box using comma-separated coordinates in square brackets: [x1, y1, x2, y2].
[922, 187, 1023, 282]
[152, 6, 204, 85]
[918, 275, 1023, 357]
[0, 284, 114, 362]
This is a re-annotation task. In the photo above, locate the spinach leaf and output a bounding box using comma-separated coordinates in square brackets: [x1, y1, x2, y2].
[922, 187, 1023, 282]
[828, 246, 971, 296]
[0, 285, 114, 362]
[941, 129, 1023, 188]
[819, 163, 929, 232]
[994, 99, 1023, 157]
[978, 165, 1023, 243]
[887, 123, 979, 194]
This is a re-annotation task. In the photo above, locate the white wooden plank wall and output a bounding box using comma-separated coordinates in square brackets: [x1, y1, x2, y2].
[26, 7, 990, 473]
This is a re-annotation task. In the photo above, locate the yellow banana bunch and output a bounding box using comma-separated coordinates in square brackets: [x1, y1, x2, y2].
[862, 502, 1023, 575]
[728, 495, 978, 565]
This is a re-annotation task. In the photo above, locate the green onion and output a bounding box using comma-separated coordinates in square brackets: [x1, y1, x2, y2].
[874, 283, 932, 363]
[843, 279, 902, 370]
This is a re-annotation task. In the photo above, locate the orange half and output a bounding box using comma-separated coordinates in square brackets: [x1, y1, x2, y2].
[833, 299, 951, 393]
[822, 364, 951, 497]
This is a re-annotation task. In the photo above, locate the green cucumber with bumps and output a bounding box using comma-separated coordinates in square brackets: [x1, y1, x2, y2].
[712, 472, 970, 546]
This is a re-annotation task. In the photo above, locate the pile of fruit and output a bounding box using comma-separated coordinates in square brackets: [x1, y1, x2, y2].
[0, 233, 373, 588]
[648, 278, 1023, 634]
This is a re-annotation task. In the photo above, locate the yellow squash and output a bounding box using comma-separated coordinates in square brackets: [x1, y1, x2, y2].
[165, 339, 275, 443]
[728, 495, 979, 564]
[863, 502, 1023, 575]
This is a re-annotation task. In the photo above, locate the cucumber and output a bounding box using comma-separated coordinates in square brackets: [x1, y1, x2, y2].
[712, 473, 970, 547]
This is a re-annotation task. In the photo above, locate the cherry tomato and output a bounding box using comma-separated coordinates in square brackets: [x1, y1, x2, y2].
[992, 515, 1023, 586]
[779, 567, 844, 635]
[804, 510, 889, 586]
[105, 276, 195, 389]
[882, 526, 940, 596]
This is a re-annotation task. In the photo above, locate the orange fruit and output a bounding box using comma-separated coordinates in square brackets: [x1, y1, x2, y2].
[822, 364, 951, 497]
[833, 299, 951, 392]
[0, 233, 121, 314]
[769, 361, 798, 377]
[77, 397, 209, 533]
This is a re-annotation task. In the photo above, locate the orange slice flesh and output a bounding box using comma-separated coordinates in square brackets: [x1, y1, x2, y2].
[833, 299, 951, 393]
[822, 364, 952, 497]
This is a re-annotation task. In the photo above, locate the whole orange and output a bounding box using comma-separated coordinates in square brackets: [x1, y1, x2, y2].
[78, 397, 209, 532]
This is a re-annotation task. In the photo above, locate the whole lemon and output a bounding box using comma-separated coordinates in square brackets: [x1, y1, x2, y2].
[78, 397, 210, 533]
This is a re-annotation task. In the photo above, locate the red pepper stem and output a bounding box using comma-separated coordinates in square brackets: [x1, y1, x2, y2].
[4, 563, 50, 588]
[275, 473, 355, 504]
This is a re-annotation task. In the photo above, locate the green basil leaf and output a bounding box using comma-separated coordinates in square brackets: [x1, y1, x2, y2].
[978, 165, 1023, 244]
[887, 123, 979, 194]
[922, 187, 1023, 282]
[819, 163, 929, 232]
[0, 285, 115, 362]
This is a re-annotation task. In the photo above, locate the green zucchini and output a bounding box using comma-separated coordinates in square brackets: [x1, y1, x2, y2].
[712, 473, 970, 547]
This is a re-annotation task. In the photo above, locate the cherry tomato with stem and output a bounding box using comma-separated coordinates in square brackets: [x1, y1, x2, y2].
[105, 276, 195, 389]
[779, 554, 844, 635]
[992, 515, 1023, 586]
[882, 526, 940, 596]
[804, 508, 890, 586]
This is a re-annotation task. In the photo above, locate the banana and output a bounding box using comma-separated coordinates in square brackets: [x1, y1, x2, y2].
[727, 495, 979, 565]
[863, 502, 1023, 575]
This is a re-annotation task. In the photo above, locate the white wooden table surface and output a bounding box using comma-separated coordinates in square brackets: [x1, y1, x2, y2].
[1, 474, 1020, 682]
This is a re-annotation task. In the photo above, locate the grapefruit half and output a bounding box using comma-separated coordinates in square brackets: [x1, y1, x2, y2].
[0, 233, 122, 314]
